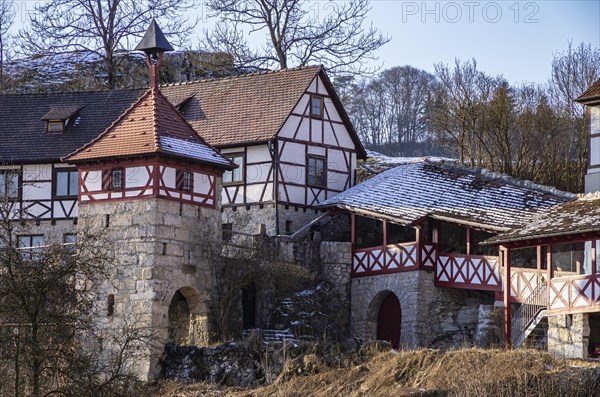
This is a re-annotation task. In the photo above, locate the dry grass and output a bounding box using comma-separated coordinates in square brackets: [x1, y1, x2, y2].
[154, 348, 600, 397]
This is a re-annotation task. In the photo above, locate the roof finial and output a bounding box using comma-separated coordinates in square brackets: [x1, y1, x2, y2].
[135, 19, 174, 89]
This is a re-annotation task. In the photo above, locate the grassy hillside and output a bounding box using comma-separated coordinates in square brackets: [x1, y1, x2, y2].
[153, 348, 600, 396]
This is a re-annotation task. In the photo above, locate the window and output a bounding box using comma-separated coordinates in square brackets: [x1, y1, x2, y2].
[285, 220, 293, 235]
[63, 233, 76, 253]
[307, 155, 326, 187]
[177, 169, 194, 192]
[47, 121, 64, 133]
[18, 235, 45, 259]
[0, 170, 20, 199]
[223, 155, 243, 184]
[55, 169, 78, 197]
[552, 242, 584, 273]
[103, 167, 124, 191]
[310, 95, 323, 118]
[222, 223, 233, 242]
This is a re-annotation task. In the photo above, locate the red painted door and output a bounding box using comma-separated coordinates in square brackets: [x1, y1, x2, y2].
[377, 293, 401, 348]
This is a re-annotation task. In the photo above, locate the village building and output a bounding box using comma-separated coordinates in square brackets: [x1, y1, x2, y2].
[0, 21, 365, 379]
[318, 160, 574, 349]
[2, 20, 600, 383]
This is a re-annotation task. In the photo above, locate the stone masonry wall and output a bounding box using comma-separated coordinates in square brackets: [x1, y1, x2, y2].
[222, 204, 322, 236]
[78, 197, 222, 380]
[351, 271, 496, 349]
[548, 313, 590, 359]
[15, 218, 76, 244]
[320, 242, 353, 334]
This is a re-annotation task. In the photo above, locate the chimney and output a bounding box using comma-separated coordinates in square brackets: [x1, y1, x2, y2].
[134, 19, 174, 89]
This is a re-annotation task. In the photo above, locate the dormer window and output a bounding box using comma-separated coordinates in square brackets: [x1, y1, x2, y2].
[41, 105, 82, 133]
[310, 95, 324, 118]
[47, 121, 64, 132]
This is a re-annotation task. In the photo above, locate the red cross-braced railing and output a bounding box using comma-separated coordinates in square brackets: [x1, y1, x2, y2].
[352, 243, 420, 277]
[548, 273, 600, 314]
[435, 253, 502, 291]
[509, 268, 541, 302]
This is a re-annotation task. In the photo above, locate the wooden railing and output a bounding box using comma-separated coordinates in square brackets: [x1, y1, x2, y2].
[351, 242, 437, 277]
[434, 252, 502, 291]
[509, 268, 541, 302]
[548, 273, 600, 314]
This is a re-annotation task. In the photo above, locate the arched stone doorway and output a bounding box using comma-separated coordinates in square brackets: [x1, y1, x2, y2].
[376, 292, 402, 348]
[167, 287, 209, 346]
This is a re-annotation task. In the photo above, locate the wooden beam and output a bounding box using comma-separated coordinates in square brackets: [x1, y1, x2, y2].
[502, 246, 512, 350]
[466, 226, 471, 257]
[536, 245, 542, 273]
[383, 220, 388, 247]
[416, 226, 423, 269]
[593, 240, 597, 275]
[351, 213, 356, 251]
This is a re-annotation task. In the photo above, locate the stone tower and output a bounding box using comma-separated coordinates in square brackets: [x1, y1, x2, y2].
[62, 21, 235, 379]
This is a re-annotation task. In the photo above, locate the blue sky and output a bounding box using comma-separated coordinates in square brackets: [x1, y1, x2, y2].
[364, 0, 600, 84]
[9, 0, 600, 85]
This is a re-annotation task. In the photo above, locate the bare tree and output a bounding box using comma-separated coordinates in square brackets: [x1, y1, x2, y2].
[18, 0, 200, 89]
[0, 0, 14, 89]
[0, 181, 152, 396]
[203, 0, 389, 75]
[548, 41, 600, 192]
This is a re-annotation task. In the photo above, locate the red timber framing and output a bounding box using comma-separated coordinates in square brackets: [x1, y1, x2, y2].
[350, 215, 436, 277]
[77, 157, 219, 208]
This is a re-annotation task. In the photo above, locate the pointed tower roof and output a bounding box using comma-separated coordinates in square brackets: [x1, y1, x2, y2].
[62, 87, 235, 169]
[134, 19, 174, 52]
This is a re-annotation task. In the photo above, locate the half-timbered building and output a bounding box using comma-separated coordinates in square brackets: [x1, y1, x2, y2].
[160, 66, 366, 235]
[0, 66, 364, 240]
[318, 160, 573, 349]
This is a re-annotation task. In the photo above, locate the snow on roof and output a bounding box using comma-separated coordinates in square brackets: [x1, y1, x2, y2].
[365, 150, 455, 166]
[486, 193, 600, 245]
[159, 136, 233, 167]
[319, 161, 574, 231]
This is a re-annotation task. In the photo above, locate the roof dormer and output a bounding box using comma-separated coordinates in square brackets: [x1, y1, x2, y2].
[41, 105, 81, 133]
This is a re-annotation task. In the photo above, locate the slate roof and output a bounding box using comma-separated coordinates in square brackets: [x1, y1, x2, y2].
[0, 89, 145, 163]
[41, 105, 82, 121]
[0, 66, 365, 163]
[485, 194, 600, 245]
[576, 78, 600, 104]
[318, 161, 574, 231]
[64, 87, 234, 169]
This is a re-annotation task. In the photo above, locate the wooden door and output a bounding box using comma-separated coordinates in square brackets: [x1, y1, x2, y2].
[377, 293, 401, 348]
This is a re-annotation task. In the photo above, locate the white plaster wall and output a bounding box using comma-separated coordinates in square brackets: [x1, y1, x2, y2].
[246, 145, 271, 163]
[126, 166, 151, 188]
[280, 142, 305, 165]
[194, 173, 213, 195]
[84, 170, 103, 192]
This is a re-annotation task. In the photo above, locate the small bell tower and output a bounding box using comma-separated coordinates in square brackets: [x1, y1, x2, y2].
[63, 21, 235, 380]
[134, 19, 174, 88]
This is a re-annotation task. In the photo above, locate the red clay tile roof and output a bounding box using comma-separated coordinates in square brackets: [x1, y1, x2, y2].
[576, 78, 600, 103]
[63, 87, 234, 169]
[161, 66, 366, 157]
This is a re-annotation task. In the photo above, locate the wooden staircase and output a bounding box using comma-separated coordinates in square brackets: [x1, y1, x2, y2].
[511, 282, 548, 348]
